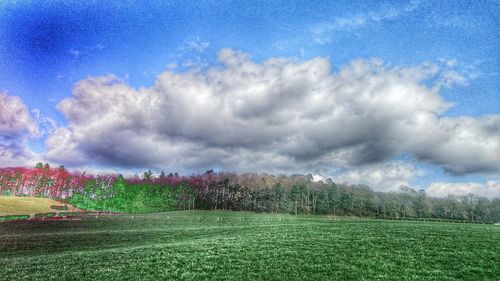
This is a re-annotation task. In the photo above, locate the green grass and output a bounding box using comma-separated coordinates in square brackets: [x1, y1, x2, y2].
[0, 214, 30, 221]
[0, 196, 79, 216]
[0, 211, 498, 280]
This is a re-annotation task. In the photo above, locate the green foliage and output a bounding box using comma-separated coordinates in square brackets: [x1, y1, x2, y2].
[69, 177, 181, 213]
[33, 212, 57, 218]
[1, 189, 12, 196]
[0, 214, 30, 221]
[63, 172, 500, 223]
[50, 204, 68, 211]
[56, 212, 81, 217]
[4, 167, 499, 223]
[0, 211, 498, 280]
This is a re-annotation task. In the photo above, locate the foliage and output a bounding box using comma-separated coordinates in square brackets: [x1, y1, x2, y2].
[33, 212, 57, 218]
[0, 214, 30, 221]
[0, 165, 91, 198]
[67, 175, 181, 213]
[1, 167, 500, 222]
[50, 204, 68, 211]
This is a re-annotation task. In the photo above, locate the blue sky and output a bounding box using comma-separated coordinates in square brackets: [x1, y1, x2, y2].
[0, 1, 499, 197]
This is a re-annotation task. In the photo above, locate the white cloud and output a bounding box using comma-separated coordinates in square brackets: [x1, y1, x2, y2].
[410, 115, 500, 174]
[310, 1, 422, 44]
[0, 92, 40, 166]
[437, 70, 469, 88]
[427, 181, 500, 199]
[332, 162, 419, 192]
[0, 145, 35, 167]
[0, 92, 39, 138]
[181, 37, 210, 53]
[44, 49, 500, 178]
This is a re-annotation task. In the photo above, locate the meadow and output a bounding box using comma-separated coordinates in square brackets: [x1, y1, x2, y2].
[0, 196, 79, 217]
[1, 211, 499, 280]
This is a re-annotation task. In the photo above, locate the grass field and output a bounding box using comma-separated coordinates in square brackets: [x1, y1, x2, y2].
[0, 196, 79, 216]
[0, 211, 499, 280]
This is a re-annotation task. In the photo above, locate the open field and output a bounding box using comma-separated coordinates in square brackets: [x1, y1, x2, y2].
[0, 211, 499, 280]
[0, 196, 80, 216]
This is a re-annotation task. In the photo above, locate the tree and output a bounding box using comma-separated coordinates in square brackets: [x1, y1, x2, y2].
[444, 195, 460, 219]
[463, 193, 479, 222]
[414, 189, 427, 218]
[398, 185, 416, 218]
[143, 170, 154, 181]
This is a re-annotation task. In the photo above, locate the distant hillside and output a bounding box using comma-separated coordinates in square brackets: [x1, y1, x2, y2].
[1, 165, 499, 223]
[0, 196, 80, 216]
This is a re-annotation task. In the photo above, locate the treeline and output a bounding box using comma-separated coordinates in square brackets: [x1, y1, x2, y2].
[0, 164, 92, 198]
[1, 165, 499, 223]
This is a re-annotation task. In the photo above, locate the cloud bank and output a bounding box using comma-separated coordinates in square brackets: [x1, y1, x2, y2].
[332, 162, 420, 192]
[42, 49, 500, 186]
[427, 181, 500, 199]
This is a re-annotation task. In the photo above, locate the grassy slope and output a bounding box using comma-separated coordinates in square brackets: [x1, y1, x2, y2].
[0, 211, 499, 280]
[0, 196, 79, 216]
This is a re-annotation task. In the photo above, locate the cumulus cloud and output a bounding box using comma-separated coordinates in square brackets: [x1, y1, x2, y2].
[0, 92, 40, 166]
[427, 181, 500, 199]
[411, 115, 500, 174]
[0, 92, 39, 138]
[44, 49, 500, 181]
[332, 162, 419, 192]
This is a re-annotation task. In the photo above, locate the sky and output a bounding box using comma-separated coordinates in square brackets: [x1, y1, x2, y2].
[0, 0, 499, 198]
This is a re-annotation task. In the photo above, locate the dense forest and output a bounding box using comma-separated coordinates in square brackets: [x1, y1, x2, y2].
[1, 164, 499, 223]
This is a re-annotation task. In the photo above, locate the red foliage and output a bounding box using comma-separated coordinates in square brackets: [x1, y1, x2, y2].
[0, 166, 93, 199]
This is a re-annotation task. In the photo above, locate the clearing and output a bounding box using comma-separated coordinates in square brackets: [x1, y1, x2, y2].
[0, 196, 79, 216]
